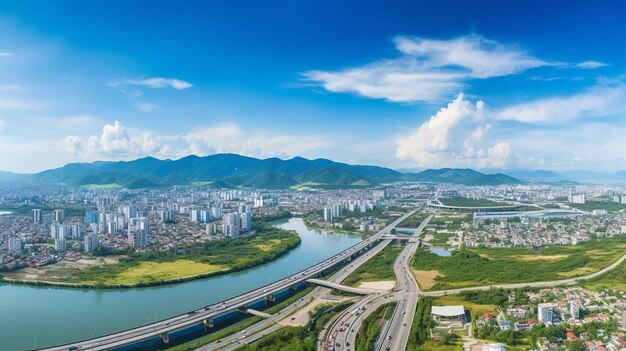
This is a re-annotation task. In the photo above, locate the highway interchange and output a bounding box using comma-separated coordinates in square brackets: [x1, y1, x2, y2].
[324, 214, 432, 351]
[36, 208, 626, 351]
[37, 210, 416, 351]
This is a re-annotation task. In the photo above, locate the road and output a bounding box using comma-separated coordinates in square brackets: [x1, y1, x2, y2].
[324, 214, 432, 351]
[204, 237, 394, 351]
[35, 210, 417, 351]
[376, 214, 430, 351]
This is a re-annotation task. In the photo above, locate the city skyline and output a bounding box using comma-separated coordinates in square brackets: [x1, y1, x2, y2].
[1, 0, 626, 173]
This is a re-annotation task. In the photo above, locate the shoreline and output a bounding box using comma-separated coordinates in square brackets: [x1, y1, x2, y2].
[1, 229, 302, 290]
[302, 217, 366, 236]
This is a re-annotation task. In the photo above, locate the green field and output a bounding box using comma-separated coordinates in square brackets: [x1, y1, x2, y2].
[8, 221, 301, 287]
[427, 232, 455, 246]
[398, 213, 429, 228]
[82, 183, 123, 189]
[569, 196, 626, 213]
[190, 181, 212, 186]
[581, 258, 626, 291]
[355, 302, 396, 351]
[343, 245, 403, 287]
[412, 236, 626, 291]
[439, 197, 505, 207]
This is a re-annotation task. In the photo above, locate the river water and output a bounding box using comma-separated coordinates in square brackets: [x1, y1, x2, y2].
[0, 218, 362, 351]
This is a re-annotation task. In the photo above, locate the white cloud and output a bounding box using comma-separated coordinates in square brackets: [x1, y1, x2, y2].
[396, 93, 511, 168]
[61, 120, 170, 159]
[183, 122, 331, 159]
[0, 119, 6, 131]
[393, 35, 546, 78]
[304, 34, 547, 103]
[496, 83, 626, 124]
[109, 77, 192, 90]
[574, 61, 608, 69]
[59, 120, 332, 163]
[134, 101, 161, 113]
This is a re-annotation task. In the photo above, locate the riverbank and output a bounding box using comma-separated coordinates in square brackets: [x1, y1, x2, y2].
[0, 217, 362, 351]
[1, 221, 302, 289]
[302, 217, 364, 235]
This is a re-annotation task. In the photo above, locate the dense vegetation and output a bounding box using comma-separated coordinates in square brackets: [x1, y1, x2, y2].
[411, 235, 626, 290]
[398, 213, 430, 228]
[241, 302, 351, 350]
[569, 196, 626, 213]
[581, 258, 626, 291]
[406, 297, 434, 350]
[355, 302, 396, 351]
[343, 245, 403, 287]
[18, 221, 302, 288]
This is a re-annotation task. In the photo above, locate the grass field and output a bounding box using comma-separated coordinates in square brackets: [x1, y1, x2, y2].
[190, 181, 212, 186]
[432, 294, 497, 316]
[82, 183, 123, 189]
[412, 235, 626, 290]
[398, 213, 429, 228]
[428, 231, 455, 246]
[103, 260, 226, 285]
[355, 302, 396, 351]
[581, 258, 626, 291]
[439, 197, 505, 207]
[343, 245, 403, 287]
[569, 196, 626, 213]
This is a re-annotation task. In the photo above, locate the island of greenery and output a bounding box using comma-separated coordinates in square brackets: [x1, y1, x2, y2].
[1, 221, 301, 288]
[411, 235, 626, 291]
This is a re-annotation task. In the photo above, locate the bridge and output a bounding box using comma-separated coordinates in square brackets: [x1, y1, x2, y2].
[306, 278, 385, 295]
[34, 209, 417, 351]
[381, 235, 418, 241]
[242, 308, 272, 318]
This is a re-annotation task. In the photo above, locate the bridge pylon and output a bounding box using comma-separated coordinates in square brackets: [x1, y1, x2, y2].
[160, 333, 170, 344]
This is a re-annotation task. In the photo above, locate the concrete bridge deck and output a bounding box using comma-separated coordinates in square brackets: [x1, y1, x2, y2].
[244, 309, 272, 318]
[306, 278, 385, 295]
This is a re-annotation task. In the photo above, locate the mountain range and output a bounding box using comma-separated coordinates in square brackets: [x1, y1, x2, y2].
[0, 154, 523, 189]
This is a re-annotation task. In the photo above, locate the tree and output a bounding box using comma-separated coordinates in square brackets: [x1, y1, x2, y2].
[569, 340, 586, 351]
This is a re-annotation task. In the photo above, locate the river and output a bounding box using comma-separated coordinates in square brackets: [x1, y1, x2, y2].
[0, 218, 362, 351]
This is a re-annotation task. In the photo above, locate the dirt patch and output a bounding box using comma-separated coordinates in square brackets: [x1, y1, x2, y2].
[279, 294, 352, 327]
[412, 269, 442, 290]
[358, 280, 395, 291]
[616, 244, 626, 249]
[586, 250, 611, 256]
[423, 234, 434, 242]
[510, 254, 568, 261]
[4, 256, 121, 281]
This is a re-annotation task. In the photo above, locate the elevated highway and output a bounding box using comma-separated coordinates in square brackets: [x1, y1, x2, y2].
[35, 210, 417, 351]
[306, 278, 385, 295]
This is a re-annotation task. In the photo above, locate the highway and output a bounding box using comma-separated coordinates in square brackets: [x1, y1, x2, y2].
[35, 210, 416, 351]
[203, 237, 394, 351]
[324, 214, 432, 351]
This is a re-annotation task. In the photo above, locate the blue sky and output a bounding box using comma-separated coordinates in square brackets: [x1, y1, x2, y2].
[1, 0, 626, 172]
